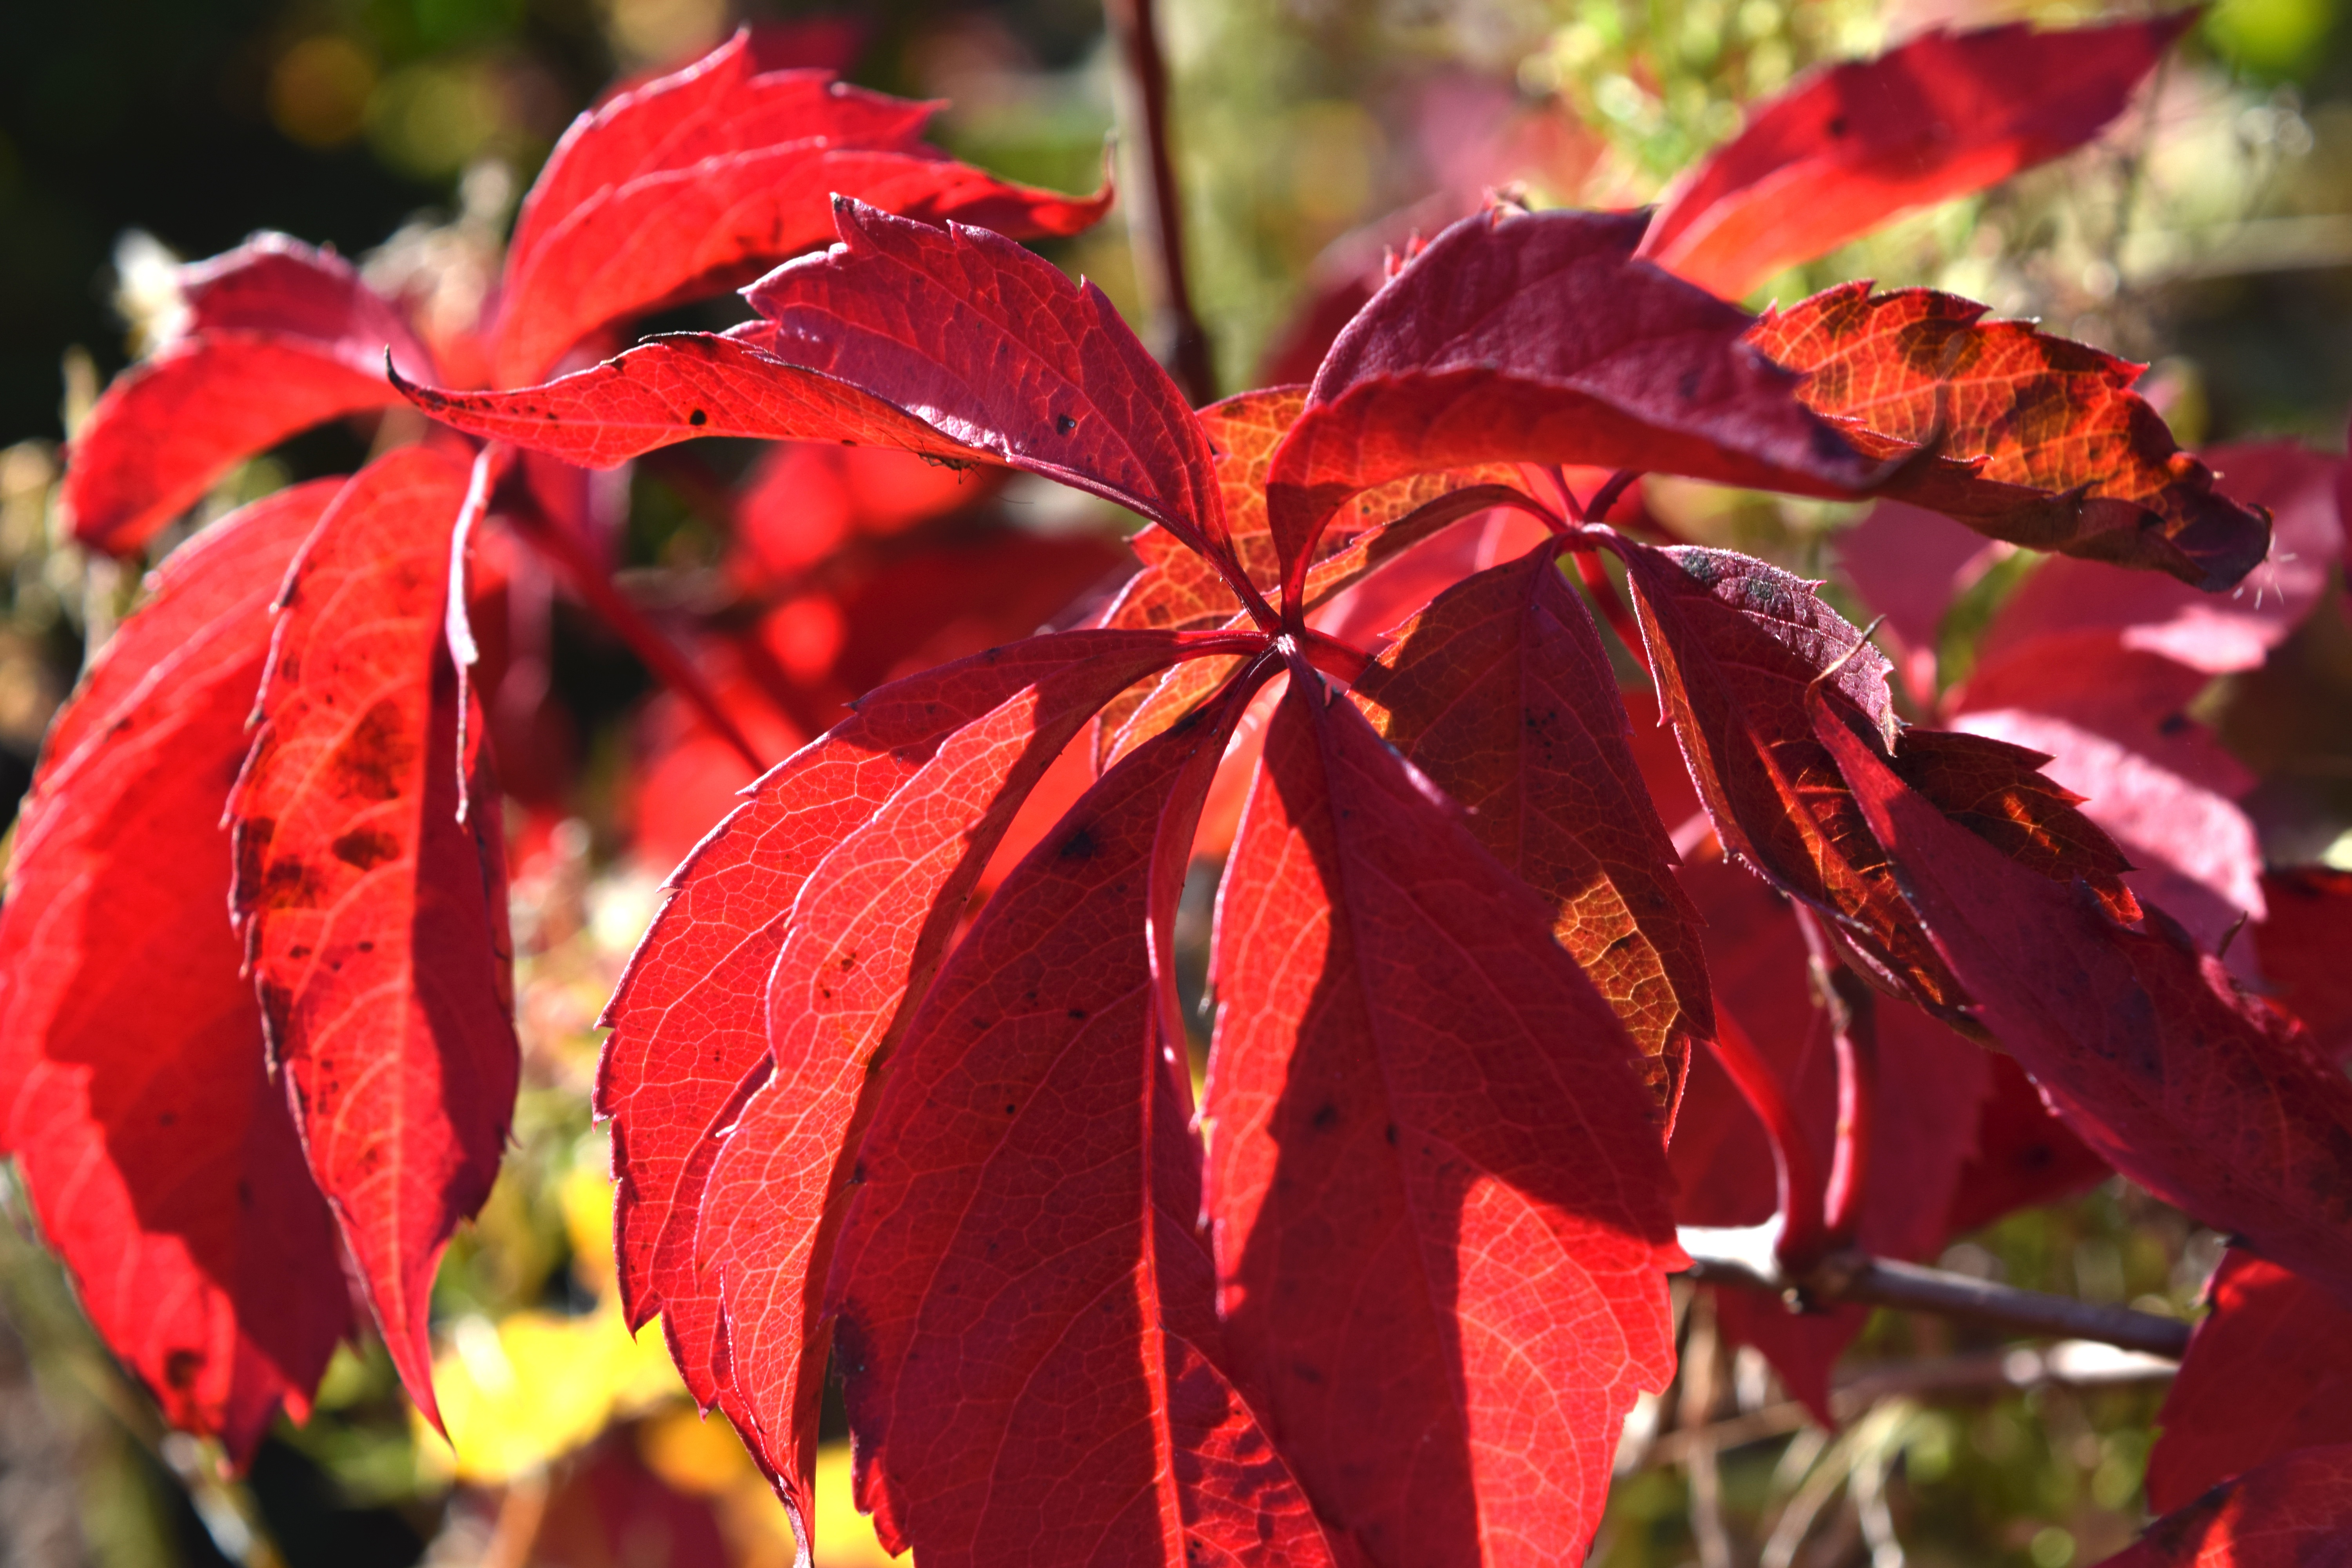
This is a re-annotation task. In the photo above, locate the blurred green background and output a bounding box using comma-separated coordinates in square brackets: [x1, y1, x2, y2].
[3, 0, 2350, 1564]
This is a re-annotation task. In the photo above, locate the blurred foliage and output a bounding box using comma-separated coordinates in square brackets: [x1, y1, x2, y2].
[3, 0, 2351, 1562]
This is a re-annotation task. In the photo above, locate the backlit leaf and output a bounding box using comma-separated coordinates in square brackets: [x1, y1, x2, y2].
[2094, 1444, 2352, 1568]
[1353, 542, 1711, 1110]
[494, 31, 1108, 383]
[0, 482, 351, 1460]
[2147, 1251, 2352, 1513]
[1206, 674, 1681, 1567]
[1749, 283, 2270, 590]
[63, 235, 430, 555]
[1263, 205, 1878, 604]
[1810, 684, 2352, 1310]
[1641, 16, 2189, 300]
[227, 448, 519, 1426]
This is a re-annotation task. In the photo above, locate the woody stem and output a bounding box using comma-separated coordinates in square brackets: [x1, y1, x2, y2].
[1104, 0, 1215, 404]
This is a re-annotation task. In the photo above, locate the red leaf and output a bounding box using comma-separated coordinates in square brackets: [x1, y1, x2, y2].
[1639, 16, 2188, 301]
[596, 629, 1228, 1524]
[1662, 860, 1988, 1418]
[2147, 1251, 2352, 1513]
[227, 449, 519, 1426]
[63, 236, 430, 555]
[1262, 205, 1878, 604]
[1748, 283, 2270, 590]
[737, 200, 1230, 559]
[494, 32, 1108, 383]
[1978, 441, 2346, 676]
[2093, 1444, 2352, 1568]
[1942, 1056, 2111, 1237]
[1617, 539, 2137, 1018]
[2258, 870, 2352, 1060]
[1957, 635, 2261, 957]
[1808, 684, 2352, 1310]
[395, 330, 998, 472]
[1206, 674, 1681, 1567]
[829, 675, 1338, 1568]
[1352, 542, 1711, 1110]
[0, 483, 351, 1459]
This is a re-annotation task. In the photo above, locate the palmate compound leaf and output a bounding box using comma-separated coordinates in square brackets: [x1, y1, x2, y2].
[1350, 540, 1711, 1112]
[399, 200, 1240, 571]
[1808, 682, 2352, 1311]
[0, 481, 351, 1461]
[1206, 672, 1682, 1568]
[492, 28, 1109, 385]
[593, 628, 1247, 1530]
[1261, 204, 1880, 607]
[1613, 537, 2136, 1023]
[2147, 1250, 2352, 1513]
[1638, 15, 2190, 301]
[2094, 1445, 2352, 1568]
[828, 667, 1343, 1568]
[227, 447, 519, 1427]
[1748, 283, 2271, 590]
[62, 235, 434, 555]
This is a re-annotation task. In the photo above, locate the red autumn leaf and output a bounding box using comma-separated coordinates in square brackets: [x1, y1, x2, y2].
[1748, 283, 2270, 590]
[62, 235, 433, 555]
[1808, 684, 2352, 1310]
[492, 29, 1109, 384]
[2258, 869, 2352, 1060]
[1205, 674, 1681, 1567]
[1351, 541, 1712, 1110]
[829, 676, 1338, 1568]
[1263, 205, 1878, 604]
[1942, 1055, 2112, 1237]
[0, 481, 351, 1461]
[226, 448, 519, 1425]
[1639, 15, 2189, 301]
[1956, 633, 2262, 957]
[2147, 1251, 2352, 1513]
[1834, 498, 2003, 699]
[1616, 537, 2138, 1018]
[1978, 440, 2346, 677]
[1663, 859, 1989, 1418]
[596, 629, 1234, 1523]
[2094, 1444, 2352, 1568]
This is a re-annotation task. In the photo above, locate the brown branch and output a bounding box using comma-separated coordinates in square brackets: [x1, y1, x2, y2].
[1103, 0, 1214, 404]
[1679, 1229, 2192, 1358]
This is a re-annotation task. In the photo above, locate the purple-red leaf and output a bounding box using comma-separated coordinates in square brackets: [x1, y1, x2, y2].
[227, 448, 519, 1426]
[2147, 1251, 2352, 1514]
[1748, 283, 2270, 590]
[1809, 684, 2352, 1310]
[828, 676, 1336, 1568]
[493, 31, 1109, 383]
[63, 235, 431, 555]
[0, 482, 350, 1459]
[1263, 205, 1878, 604]
[1352, 542, 1711, 1110]
[598, 629, 1232, 1529]
[1640, 16, 2189, 300]
[2093, 1444, 2352, 1568]
[1205, 674, 1681, 1567]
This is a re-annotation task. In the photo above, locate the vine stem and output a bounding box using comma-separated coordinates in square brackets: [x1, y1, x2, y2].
[1104, 0, 1214, 404]
[1679, 1234, 2192, 1358]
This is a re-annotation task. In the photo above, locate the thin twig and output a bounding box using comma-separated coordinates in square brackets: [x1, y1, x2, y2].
[1103, 0, 1214, 404]
[1679, 1227, 2192, 1358]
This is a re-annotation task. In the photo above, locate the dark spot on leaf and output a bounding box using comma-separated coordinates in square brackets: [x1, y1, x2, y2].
[1310, 1100, 1340, 1131]
[332, 827, 401, 871]
[1056, 413, 1077, 435]
[1067, 1008, 1087, 1021]
[164, 1350, 201, 1391]
[1290, 1361, 1325, 1385]
[262, 858, 323, 910]
[1005, 1103, 1017, 1115]
[1059, 826, 1097, 860]
[689, 409, 708, 426]
[1826, 114, 1848, 137]
[1385, 1122, 1399, 1146]
[330, 699, 416, 803]
[2159, 711, 2191, 736]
